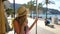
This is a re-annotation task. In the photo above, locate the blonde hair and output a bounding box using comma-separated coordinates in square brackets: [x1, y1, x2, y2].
[16, 6, 28, 25]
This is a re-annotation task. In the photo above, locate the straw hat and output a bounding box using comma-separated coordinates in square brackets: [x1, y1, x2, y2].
[17, 6, 28, 17]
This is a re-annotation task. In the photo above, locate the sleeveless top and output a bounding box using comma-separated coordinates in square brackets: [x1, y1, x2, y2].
[24, 26, 29, 34]
[14, 17, 29, 34]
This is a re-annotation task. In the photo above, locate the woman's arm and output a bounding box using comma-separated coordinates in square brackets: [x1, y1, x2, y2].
[29, 18, 38, 30]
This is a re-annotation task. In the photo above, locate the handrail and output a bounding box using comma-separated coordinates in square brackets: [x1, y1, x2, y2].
[36, 0, 38, 34]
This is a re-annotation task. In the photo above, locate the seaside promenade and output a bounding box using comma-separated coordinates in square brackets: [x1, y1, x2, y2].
[7, 17, 60, 34]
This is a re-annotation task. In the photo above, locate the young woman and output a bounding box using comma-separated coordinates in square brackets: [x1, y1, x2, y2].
[13, 6, 38, 34]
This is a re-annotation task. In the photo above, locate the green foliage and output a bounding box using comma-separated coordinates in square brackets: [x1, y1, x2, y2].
[22, 1, 43, 11]
[38, 3, 43, 10]
[6, 8, 14, 16]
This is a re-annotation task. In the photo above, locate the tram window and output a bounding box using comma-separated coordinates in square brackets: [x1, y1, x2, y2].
[3, 0, 60, 34]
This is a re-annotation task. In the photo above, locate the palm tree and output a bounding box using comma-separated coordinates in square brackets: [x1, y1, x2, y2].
[24, 0, 35, 17]
[38, 3, 43, 14]
[22, 0, 43, 17]
[45, 0, 55, 25]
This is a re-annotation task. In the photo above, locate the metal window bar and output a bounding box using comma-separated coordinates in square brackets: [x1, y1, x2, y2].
[31, 0, 38, 34]
[36, 0, 38, 34]
[13, 0, 15, 18]
[13, 0, 15, 34]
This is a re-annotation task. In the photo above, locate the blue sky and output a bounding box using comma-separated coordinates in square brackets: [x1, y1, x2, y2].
[9, 0, 60, 11]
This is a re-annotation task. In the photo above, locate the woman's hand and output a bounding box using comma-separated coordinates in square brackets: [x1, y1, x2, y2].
[34, 17, 38, 22]
[29, 17, 38, 30]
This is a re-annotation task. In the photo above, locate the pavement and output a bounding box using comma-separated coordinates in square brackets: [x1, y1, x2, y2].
[7, 17, 60, 34]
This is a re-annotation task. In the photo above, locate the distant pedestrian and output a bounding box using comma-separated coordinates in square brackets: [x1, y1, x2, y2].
[45, 19, 50, 25]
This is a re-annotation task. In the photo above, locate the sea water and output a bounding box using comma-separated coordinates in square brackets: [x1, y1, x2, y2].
[28, 14, 60, 19]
